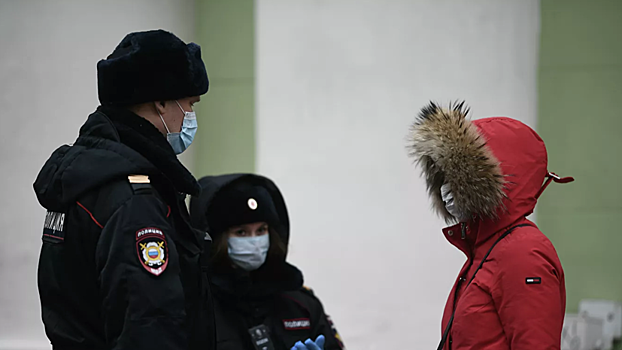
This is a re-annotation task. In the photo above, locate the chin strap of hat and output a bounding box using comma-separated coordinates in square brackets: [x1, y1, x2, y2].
[535, 172, 575, 199]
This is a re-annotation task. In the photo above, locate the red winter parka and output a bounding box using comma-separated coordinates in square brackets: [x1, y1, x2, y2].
[409, 102, 572, 350]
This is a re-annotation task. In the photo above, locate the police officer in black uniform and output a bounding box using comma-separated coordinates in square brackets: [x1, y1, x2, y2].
[189, 174, 346, 350]
[34, 30, 215, 350]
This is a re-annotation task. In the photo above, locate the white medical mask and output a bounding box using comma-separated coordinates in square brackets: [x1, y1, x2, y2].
[227, 235, 270, 271]
[157, 100, 197, 155]
[441, 183, 470, 222]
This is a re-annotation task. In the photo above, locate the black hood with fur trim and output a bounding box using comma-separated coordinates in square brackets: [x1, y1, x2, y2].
[408, 102, 568, 236]
[190, 174, 302, 299]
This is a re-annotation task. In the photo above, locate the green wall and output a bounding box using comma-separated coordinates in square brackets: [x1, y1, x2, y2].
[538, 0, 622, 317]
[193, 0, 256, 177]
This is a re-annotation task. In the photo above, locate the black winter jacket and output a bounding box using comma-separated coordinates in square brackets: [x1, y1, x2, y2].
[33, 106, 215, 350]
[190, 174, 345, 350]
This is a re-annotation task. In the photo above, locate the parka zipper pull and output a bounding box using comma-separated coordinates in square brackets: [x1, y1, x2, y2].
[461, 222, 466, 239]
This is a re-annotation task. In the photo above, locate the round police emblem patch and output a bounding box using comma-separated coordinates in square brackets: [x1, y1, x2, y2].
[136, 227, 168, 276]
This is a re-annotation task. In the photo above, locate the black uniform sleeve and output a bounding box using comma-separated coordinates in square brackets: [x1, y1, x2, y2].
[303, 288, 345, 350]
[95, 193, 187, 350]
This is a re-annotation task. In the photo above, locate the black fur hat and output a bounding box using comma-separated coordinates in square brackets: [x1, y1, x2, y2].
[97, 29, 209, 106]
[207, 181, 280, 236]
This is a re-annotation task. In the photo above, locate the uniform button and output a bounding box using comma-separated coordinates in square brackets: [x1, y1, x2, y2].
[448, 230, 454, 236]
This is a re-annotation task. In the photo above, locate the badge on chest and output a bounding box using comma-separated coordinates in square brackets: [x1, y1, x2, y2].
[248, 324, 275, 350]
[283, 318, 311, 331]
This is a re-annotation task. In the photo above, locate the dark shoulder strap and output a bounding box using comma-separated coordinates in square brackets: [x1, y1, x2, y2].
[437, 224, 530, 350]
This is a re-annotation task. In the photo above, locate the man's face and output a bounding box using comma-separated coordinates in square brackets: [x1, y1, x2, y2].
[156, 96, 200, 133]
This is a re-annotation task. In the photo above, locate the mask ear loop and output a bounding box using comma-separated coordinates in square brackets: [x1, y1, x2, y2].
[535, 172, 575, 199]
[155, 102, 172, 134]
[175, 100, 186, 114]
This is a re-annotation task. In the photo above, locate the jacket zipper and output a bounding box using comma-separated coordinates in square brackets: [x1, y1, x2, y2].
[449, 222, 472, 350]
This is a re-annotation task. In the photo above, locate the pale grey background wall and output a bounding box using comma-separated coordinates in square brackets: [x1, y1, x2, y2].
[0, 0, 544, 348]
[256, 1, 540, 348]
[0, 1, 194, 348]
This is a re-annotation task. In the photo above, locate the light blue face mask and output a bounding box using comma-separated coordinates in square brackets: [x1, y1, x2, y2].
[158, 100, 198, 155]
[227, 235, 270, 271]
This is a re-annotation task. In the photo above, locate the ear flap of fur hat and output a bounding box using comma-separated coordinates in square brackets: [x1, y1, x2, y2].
[407, 101, 506, 223]
[97, 29, 209, 106]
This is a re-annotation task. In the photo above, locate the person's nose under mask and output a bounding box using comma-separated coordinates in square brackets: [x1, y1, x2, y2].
[228, 235, 270, 271]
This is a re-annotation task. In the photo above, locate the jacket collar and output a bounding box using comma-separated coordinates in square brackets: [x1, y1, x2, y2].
[443, 216, 533, 259]
[97, 105, 200, 196]
[211, 262, 303, 301]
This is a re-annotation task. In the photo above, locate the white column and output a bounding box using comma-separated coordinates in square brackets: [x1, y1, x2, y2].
[256, 1, 539, 348]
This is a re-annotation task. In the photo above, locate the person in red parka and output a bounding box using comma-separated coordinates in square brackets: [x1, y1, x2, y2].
[408, 102, 574, 350]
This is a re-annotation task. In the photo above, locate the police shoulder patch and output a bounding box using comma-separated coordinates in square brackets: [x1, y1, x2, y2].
[136, 227, 168, 276]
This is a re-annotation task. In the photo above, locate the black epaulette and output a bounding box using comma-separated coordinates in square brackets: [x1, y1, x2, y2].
[128, 175, 153, 195]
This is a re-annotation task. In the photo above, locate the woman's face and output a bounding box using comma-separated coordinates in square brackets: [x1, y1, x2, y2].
[226, 222, 269, 238]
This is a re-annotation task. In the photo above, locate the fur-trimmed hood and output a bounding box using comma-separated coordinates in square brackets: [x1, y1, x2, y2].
[408, 102, 553, 235]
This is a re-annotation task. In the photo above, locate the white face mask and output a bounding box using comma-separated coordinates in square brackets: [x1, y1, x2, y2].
[157, 100, 198, 155]
[228, 235, 270, 271]
[441, 183, 470, 222]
